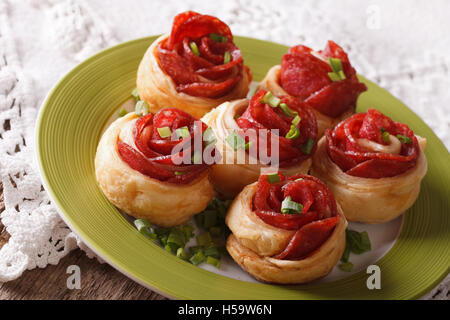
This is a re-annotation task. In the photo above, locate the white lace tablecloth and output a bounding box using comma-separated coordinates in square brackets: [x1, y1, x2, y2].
[0, 0, 448, 299]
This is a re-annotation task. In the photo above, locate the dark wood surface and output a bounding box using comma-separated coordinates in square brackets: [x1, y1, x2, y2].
[0, 184, 166, 300]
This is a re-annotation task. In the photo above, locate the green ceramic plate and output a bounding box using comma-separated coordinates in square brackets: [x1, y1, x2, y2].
[36, 36, 450, 299]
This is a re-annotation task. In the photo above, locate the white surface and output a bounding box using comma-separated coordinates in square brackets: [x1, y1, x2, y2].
[0, 0, 448, 298]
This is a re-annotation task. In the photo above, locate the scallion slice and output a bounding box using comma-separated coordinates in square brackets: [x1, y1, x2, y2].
[204, 246, 221, 259]
[174, 171, 187, 176]
[197, 232, 213, 246]
[223, 51, 231, 64]
[191, 150, 202, 164]
[397, 134, 412, 144]
[329, 57, 343, 73]
[131, 88, 140, 101]
[118, 108, 127, 117]
[157, 126, 172, 138]
[266, 172, 280, 183]
[209, 33, 227, 43]
[301, 138, 315, 154]
[328, 72, 341, 82]
[285, 124, 300, 140]
[189, 42, 200, 56]
[279, 103, 297, 117]
[206, 256, 221, 268]
[135, 100, 149, 116]
[176, 247, 190, 261]
[292, 114, 301, 125]
[226, 130, 246, 151]
[175, 126, 190, 139]
[202, 127, 217, 146]
[189, 249, 205, 265]
[338, 70, 346, 80]
[134, 219, 157, 240]
[380, 127, 390, 143]
[338, 262, 354, 272]
[281, 196, 303, 214]
[260, 91, 281, 108]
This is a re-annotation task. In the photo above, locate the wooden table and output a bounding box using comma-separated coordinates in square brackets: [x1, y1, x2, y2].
[0, 185, 165, 300]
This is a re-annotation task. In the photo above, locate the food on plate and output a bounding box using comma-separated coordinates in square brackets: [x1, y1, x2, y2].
[201, 89, 318, 198]
[259, 41, 367, 136]
[311, 109, 427, 223]
[137, 11, 252, 119]
[226, 172, 347, 284]
[95, 107, 215, 227]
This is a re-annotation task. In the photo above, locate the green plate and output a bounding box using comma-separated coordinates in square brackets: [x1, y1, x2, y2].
[36, 36, 450, 299]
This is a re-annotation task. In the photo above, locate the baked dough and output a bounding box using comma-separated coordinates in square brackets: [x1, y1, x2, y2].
[201, 99, 312, 199]
[259, 65, 353, 137]
[226, 182, 347, 284]
[311, 135, 427, 224]
[136, 34, 252, 119]
[95, 113, 215, 227]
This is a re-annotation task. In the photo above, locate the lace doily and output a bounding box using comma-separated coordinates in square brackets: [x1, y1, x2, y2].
[0, 0, 448, 298]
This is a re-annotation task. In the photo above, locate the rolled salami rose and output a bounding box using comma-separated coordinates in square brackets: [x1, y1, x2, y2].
[259, 41, 367, 136]
[95, 108, 215, 227]
[226, 172, 347, 284]
[311, 109, 428, 223]
[137, 11, 252, 118]
[202, 89, 318, 198]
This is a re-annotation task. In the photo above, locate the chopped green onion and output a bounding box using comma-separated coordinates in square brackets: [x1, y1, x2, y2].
[176, 247, 190, 261]
[197, 232, 213, 246]
[292, 114, 301, 125]
[295, 178, 303, 181]
[266, 172, 280, 183]
[179, 224, 195, 241]
[191, 150, 202, 164]
[281, 196, 303, 214]
[329, 57, 343, 73]
[131, 88, 140, 101]
[346, 229, 371, 254]
[223, 51, 231, 64]
[189, 245, 204, 256]
[244, 141, 252, 150]
[338, 70, 346, 80]
[135, 100, 149, 116]
[202, 127, 217, 146]
[157, 126, 172, 138]
[134, 219, 157, 240]
[118, 108, 128, 117]
[380, 127, 390, 143]
[165, 243, 178, 253]
[209, 33, 227, 43]
[328, 72, 341, 82]
[397, 134, 412, 144]
[341, 243, 351, 263]
[285, 124, 300, 140]
[175, 126, 190, 139]
[189, 42, 200, 56]
[206, 256, 221, 268]
[202, 210, 217, 229]
[260, 91, 281, 108]
[204, 246, 221, 259]
[167, 229, 185, 248]
[279, 103, 297, 117]
[174, 171, 187, 176]
[189, 249, 205, 265]
[338, 262, 354, 272]
[301, 138, 315, 154]
[226, 130, 246, 151]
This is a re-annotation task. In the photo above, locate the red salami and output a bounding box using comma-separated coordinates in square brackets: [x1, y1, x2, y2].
[117, 108, 213, 184]
[157, 11, 248, 98]
[326, 109, 420, 178]
[253, 173, 340, 260]
[236, 89, 318, 167]
[280, 41, 367, 118]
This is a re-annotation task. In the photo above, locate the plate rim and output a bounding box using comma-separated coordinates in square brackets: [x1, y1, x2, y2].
[34, 35, 450, 300]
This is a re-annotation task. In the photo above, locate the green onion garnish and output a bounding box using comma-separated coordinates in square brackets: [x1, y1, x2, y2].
[131, 88, 140, 101]
[346, 229, 372, 254]
[244, 141, 252, 150]
[295, 178, 303, 181]
[223, 51, 231, 64]
[397, 134, 412, 144]
[189, 249, 205, 265]
[206, 256, 221, 268]
[167, 229, 185, 248]
[380, 127, 390, 143]
[209, 33, 227, 43]
[176, 247, 190, 261]
[301, 138, 315, 154]
[292, 114, 301, 125]
[204, 245, 221, 259]
[338, 262, 354, 272]
[328, 72, 341, 82]
[281, 196, 303, 214]
[197, 232, 213, 246]
[134, 219, 157, 240]
[338, 70, 346, 80]
[135, 100, 149, 116]
[279, 103, 297, 117]
[327, 57, 346, 81]
[226, 130, 246, 151]
[157, 126, 172, 138]
[266, 172, 280, 183]
[189, 42, 200, 56]
[175, 126, 190, 139]
[285, 124, 300, 140]
[202, 211, 217, 229]
[260, 91, 281, 108]
[191, 150, 202, 164]
[203, 127, 217, 146]
[174, 171, 187, 176]
[118, 108, 127, 117]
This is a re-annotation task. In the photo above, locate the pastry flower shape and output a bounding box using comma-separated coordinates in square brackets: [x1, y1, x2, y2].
[95, 108, 215, 227]
[202, 89, 318, 198]
[137, 11, 252, 118]
[312, 109, 428, 223]
[226, 172, 347, 284]
[259, 41, 367, 136]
